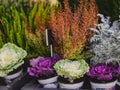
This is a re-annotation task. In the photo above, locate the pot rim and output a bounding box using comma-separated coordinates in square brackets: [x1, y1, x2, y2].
[37, 76, 58, 85]
[90, 80, 117, 88]
[4, 69, 23, 80]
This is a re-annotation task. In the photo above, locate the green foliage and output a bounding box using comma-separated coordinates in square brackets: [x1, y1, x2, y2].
[96, 0, 120, 21]
[0, 4, 26, 48]
[0, 0, 55, 58]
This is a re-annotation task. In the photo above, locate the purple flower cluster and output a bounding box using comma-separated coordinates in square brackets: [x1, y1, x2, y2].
[27, 54, 61, 77]
[87, 63, 120, 80]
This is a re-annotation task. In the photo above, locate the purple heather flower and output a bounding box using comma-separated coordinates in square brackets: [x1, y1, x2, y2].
[87, 63, 119, 81]
[27, 54, 61, 77]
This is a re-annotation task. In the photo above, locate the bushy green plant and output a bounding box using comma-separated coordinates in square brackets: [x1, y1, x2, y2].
[0, 43, 27, 77]
[0, 0, 29, 56]
[54, 59, 89, 83]
[0, 0, 58, 58]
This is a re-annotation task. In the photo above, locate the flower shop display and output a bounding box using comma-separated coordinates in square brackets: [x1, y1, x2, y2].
[0, 43, 27, 84]
[27, 54, 61, 88]
[54, 59, 89, 89]
[88, 14, 120, 90]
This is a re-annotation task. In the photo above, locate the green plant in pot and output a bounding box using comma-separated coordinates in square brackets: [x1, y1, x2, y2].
[0, 43, 27, 84]
[87, 14, 120, 90]
[54, 59, 89, 89]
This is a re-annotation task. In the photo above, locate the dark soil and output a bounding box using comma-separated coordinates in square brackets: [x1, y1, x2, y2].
[89, 77, 117, 83]
[36, 74, 57, 80]
[8, 66, 22, 75]
[58, 76, 84, 84]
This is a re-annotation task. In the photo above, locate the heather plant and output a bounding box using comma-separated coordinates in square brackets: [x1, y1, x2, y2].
[0, 0, 59, 58]
[0, 1, 27, 48]
[0, 0, 98, 59]
[90, 14, 120, 65]
[25, 0, 59, 57]
[49, 0, 98, 60]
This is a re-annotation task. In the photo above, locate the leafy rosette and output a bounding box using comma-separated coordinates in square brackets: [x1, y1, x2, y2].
[0, 43, 27, 77]
[27, 54, 61, 77]
[54, 59, 89, 82]
[87, 63, 120, 81]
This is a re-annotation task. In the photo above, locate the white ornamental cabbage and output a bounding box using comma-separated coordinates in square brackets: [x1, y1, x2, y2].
[0, 43, 27, 77]
[54, 59, 89, 83]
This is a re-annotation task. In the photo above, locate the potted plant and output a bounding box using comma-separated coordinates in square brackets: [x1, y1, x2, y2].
[54, 59, 89, 89]
[27, 54, 61, 88]
[0, 43, 27, 84]
[88, 14, 120, 89]
[87, 63, 120, 90]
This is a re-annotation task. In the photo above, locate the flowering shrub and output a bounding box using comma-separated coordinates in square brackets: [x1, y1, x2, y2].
[50, 0, 98, 60]
[27, 54, 61, 77]
[87, 63, 120, 81]
[54, 59, 89, 83]
[0, 43, 27, 77]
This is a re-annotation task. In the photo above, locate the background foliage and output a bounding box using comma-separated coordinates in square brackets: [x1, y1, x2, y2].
[0, 0, 98, 60]
[96, 0, 120, 21]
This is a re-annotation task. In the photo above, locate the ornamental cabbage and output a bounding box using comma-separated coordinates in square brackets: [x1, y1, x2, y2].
[87, 63, 120, 81]
[54, 59, 89, 83]
[27, 54, 61, 77]
[0, 43, 27, 77]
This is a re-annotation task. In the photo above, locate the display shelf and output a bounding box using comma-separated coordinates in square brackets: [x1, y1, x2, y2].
[7, 73, 32, 90]
[1, 74, 120, 90]
[0, 86, 9, 90]
[21, 76, 120, 90]
[0, 72, 32, 90]
[21, 76, 92, 90]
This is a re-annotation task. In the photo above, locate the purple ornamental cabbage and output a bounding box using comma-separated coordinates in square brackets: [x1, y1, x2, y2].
[27, 54, 61, 77]
[87, 63, 120, 80]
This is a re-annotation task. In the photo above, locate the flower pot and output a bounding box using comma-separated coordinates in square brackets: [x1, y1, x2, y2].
[4, 67, 23, 84]
[37, 76, 58, 88]
[117, 77, 120, 86]
[90, 79, 117, 90]
[58, 76, 84, 89]
[59, 81, 84, 89]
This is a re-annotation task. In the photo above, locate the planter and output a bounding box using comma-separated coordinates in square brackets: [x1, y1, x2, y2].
[117, 77, 120, 87]
[37, 76, 58, 88]
[59, 81, 84, 89]
[4, 67, 23, 84]
[90, 78, 117, 90]
[58, 76, 84, 89]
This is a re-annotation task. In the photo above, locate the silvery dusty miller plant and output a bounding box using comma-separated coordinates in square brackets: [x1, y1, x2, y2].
[90, 14, 120, 65]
